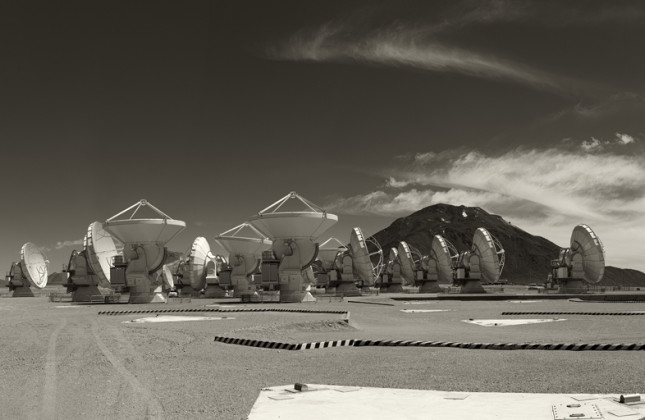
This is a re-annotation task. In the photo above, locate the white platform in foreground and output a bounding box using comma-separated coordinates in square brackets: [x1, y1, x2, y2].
[463, 318, 566, 327]
[122, 316, 233, 323]
[248, 385, 644, 420]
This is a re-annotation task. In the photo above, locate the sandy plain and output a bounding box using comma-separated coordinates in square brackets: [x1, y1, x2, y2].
[1, 293, 644, 419]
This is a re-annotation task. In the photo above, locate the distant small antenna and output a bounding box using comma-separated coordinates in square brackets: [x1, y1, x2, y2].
[7, 243, 49, 297]
[453, 228, 504, 293]
[214, 223, 272, 299]
[551, 224, 605, 293]
[419, 235, 458, 293]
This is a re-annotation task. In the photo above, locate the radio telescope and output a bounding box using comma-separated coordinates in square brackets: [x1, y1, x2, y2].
[453, 228, 505, 293]
[103, 199, 185, 303]
[248, 192, 337, 303]
[551, 224, 605, 293]
[419, 235, 458, 293]
[380, 247, 404, 293]
[6, 243, 49, 297]
[398, 241, 423, 288]
[65, 222, 120, 302]
[214, 223, 272, 298]
[163, 237, 211, 297]
[348, 227, 384, 291]
[315, 237, 347, 289]
[203, 254, 228, 298]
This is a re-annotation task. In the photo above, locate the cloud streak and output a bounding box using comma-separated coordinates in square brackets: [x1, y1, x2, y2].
[272, 22, 576, 95]
[54, 239, 84, 250]
[268, 1, 624, 97]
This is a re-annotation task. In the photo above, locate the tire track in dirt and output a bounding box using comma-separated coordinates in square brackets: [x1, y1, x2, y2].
[41, 317, 67, 419]
[90, 319, 164, 419]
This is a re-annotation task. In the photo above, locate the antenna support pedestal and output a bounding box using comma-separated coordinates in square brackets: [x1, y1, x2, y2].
[337, 275, 360, 297]
[10, 285, 35, 297]
[557, 278, 588, 294]
[7, 264, 35, 297]
[71, 285, 103, 302]
[121, 244, 169, 304]
[381, 266, 404, 293]
[456, 278, 486, 294]
[418, 272, 443, 293]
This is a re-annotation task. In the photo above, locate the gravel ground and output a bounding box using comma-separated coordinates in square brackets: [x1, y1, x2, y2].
[1, 295, 644, 419]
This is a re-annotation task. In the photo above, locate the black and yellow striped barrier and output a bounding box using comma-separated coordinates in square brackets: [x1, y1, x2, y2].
[213, 337, 645, 351]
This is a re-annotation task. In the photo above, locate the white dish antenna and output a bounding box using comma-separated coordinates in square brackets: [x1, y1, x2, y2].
[104, 199, 185, 270]
[397, 241, 418, 286]
[569, 224, 605, 283]
[248, 191, 338, 240]
[248, 192, 338, 302]
[471, 228, 505, 283]
[184, 237, 211, 290]
[429, 235, 459, 283]
[349, 227, 383, 285]
[104, 199, 185, 245]
[20, 242, 48, 289]
[214, 223, 272, 276]
[317, 237, 347, 271]
[85, 221, 120, 288]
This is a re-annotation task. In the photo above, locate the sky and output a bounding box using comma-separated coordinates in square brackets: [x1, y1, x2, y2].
[2, 0, 645, 275]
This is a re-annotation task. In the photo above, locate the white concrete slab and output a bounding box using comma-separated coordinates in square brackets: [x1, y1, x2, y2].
[463, 318, 566, 327]
[507, 300, 540, 303]
[248, 385, 644, 420]
[400, 309, 451, 313]
[122, 315, 234, 323]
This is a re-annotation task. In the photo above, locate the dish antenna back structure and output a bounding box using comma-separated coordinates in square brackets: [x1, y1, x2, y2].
[453, 228, 505, 293]
[248, 192, 337, 303]
[214, 223, 272, 298]
[381, 247, 404, 293]
[551, 224, 605, 293]
[419, 235, 458, 293]
[5, 243, 49, 297]
[163, 237, 211, 297]
[348, 228, 384, 292]
[65, 222, 120, 302]
[104, 199, 185, 303]
[315, 237, 347, 290]
[397, 241, 423, 289]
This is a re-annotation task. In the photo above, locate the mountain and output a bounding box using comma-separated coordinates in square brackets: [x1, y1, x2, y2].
[370, 203, 645, 287]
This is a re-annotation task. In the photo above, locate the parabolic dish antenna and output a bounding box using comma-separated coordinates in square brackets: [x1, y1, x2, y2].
[570, 224, 605, 283]
[431, 235, 458, 283]
[185, 236, 211, 290]
[213, 223, 272, 271]
[318, 237, 347, 269]
[20, 242, 48, 289]
[85, 221, 119, 288]
[104, 199, 185, 245]
[248, 192, 338, 303]
[472, 228, 505, 283]
[248, 192, 338, 240]
[388, 247, 399, 265]
[349, 227, 383, 285]
[397, 241, 417, 286]
[214, 223, 272, 297]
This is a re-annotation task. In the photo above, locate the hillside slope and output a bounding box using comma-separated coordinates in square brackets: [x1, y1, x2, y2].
[370, 203, 645, 287]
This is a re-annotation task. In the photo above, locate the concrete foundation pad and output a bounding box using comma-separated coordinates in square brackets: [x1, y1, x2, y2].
[248, 385, 645, 420]
[123, 315, 234, 323]
[463, 318, 566, 327]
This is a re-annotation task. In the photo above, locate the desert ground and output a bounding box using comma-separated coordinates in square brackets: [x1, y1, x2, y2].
[1, 292, 644, 419]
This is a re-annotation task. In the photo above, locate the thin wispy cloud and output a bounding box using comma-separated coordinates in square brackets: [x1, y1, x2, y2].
[272, 23, 574, 95]
[268, 0, 619, 97]
[325, 142, 645, 268]
[55, 239, 84, 250]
